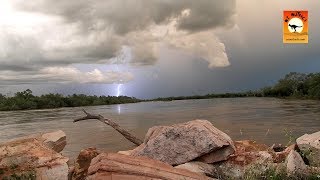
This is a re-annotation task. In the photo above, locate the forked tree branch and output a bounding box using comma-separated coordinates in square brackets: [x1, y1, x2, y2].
[74, 109, 143, 146]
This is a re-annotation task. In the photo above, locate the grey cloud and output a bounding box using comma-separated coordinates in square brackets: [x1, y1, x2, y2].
[0, 67, 134, 85]
[0, 65, 34, 71]
[176, 1, 236, 32]
[15, 0, 236, 34]
[10, 0, 236, 66]
[0, 0, 236, 86]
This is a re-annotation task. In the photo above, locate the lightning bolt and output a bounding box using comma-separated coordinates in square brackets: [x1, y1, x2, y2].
[116, 84, 122, 97]
[115, 47, 126, 97]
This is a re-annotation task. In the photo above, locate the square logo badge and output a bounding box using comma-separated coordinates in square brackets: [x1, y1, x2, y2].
[283, 11, 308, 44]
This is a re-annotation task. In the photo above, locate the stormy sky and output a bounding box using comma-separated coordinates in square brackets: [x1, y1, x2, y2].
[0, 0, 319, 98]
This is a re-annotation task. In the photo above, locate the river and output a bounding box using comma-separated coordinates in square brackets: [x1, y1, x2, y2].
[0, 97, 319, 159]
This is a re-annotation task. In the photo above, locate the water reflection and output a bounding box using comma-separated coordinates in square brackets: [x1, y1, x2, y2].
[0, 98, 319, 160]
[117, 104, 121, 114]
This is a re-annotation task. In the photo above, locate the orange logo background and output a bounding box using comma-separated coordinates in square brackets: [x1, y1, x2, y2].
[283, 11, 308, 44]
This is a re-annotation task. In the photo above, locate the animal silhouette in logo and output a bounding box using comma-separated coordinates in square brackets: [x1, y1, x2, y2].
[288, 24, 303, 33]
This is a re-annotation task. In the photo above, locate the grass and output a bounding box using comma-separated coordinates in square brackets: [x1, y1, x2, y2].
[2, 171, 36, 180]
[243, 165, 320, 180]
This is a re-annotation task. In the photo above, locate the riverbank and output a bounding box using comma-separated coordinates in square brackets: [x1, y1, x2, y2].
[1, 71, 319, 111]
[1, 91, 319, 112]
[0, 119, 319, 179]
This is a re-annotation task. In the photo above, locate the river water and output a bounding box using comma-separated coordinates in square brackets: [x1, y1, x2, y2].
[0, 97, 319, 159]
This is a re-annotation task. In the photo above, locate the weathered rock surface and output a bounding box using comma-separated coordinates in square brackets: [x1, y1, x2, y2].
[131, 120, 235, 165]
[87, 152, 211, 180]
[274, 144, 297, 163]
[117, 143, 145, 156]
[209, 140, 274, 179]
[40, 130, 67, 153]
[175, 161, 218, 178]
[286, 150, 307, 175]
[0, 135, 69, 180]
[19, 130, 67, 153]
[72, 147, 100, 180]
[196, 145, 235, 164]
[296, 131, 320, 167]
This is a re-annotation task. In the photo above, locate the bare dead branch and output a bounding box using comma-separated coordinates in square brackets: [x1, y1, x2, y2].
[74, 109, 143, 146]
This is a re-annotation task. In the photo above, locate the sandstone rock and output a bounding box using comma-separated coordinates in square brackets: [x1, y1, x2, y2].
[36, 162, 69, 180]
[296, 131, 320, 167]
[131, 120, 235, 165]
[209, 140, 273, 179]
[19, 130, 67, 153]
[40, 130, 67, 153]
[234, 140, 270, 153]
[0, 136, 69, 180]
[196, 145, 235, 163]
[210, 151, 274, 179]
[274, 144, 297, 163]
[286, 150, 307, 175]
[117, 143, 145, 156]
[87, 153, 210, 180]
[175, 161, 218, 178]
[72, 147, 100, 180]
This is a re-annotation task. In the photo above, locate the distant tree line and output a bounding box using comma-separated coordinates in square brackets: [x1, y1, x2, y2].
[260, 72, 320, 99]
[150, 72, 320, 102]
[0, 72, 319, 111]
[0, 89, 141, 111]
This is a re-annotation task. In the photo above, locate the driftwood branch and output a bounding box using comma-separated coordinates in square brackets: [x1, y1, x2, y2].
[74, 109, 143, 146]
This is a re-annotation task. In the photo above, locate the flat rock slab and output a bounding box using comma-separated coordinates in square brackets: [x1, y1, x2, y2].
[0, 134, 69, 180]
[175, 161, 219, 179]
[87, 153, 210, 180]
[131, 119, 235, 165]
[41, 130, 67, 153]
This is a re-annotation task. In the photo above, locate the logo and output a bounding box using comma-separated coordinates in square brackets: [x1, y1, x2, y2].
[283, 11, 308, 44]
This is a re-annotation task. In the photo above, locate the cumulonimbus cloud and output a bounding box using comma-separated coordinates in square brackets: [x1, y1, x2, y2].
[0, 0, 236, 85]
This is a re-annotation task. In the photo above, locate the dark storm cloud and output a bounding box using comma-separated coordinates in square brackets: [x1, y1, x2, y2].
[14, 0, 236, 34]
[9, 0, 236, 66]
[120, 0, 320, 98]
[0, 0, 236, 86]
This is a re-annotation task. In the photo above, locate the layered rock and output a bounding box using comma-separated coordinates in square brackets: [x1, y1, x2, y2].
[87, 152, 211, 180]
[131, 120, 235, 165]
[40, 130, 67, 153]
[296, 131, 320, 167]
[72, 147, 100, 180]
[175, 161, 218, 178]
[0, 133, 68, 180]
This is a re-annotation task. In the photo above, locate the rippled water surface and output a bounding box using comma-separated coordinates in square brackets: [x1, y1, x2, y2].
[0, 98, 319, 159]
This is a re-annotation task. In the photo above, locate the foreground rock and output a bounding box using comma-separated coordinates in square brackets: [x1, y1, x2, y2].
[0, 132, 68, 180]
[209, 140, 274, 179]
[273, 144, 297, 163]
[40, 130, 67, 153]
[175, 161, 218, 178]
[131, 120, 235, 165]
[87, 152, 212, 179]
[296, 131, 320, 167]
[19, 130, 67, 153]
[71, 147, 100, 180]
[286, 150, 307, 175]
